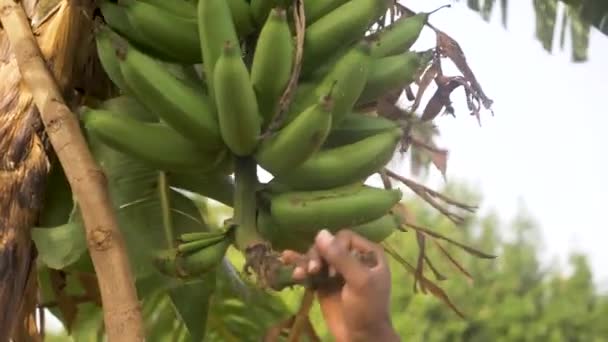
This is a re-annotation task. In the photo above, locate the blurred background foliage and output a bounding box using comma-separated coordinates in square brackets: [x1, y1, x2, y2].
[458, 0, 608, 62]
[45, 182, 608, 341]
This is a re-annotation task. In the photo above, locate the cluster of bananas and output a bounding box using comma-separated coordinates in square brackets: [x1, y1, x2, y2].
[83, 0, 434, 278]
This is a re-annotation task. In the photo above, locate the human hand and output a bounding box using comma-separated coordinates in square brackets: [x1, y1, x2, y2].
[281, 229, 399, 342]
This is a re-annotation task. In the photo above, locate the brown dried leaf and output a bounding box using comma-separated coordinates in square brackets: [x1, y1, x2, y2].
[383, 244, 465, 319]
[405, 222, 496, 259]
[411, 63, 439, 112]
[435, 29, 494, 110]
[414, 232, 426, 294]
[386, 169, 477, 225]
[433, 240, 474, 285]
[410, 137, 449, 179]
[424, 255, 447, 281]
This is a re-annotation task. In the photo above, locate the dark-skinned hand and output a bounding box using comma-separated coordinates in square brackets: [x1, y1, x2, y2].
[281, 229, 400, 342]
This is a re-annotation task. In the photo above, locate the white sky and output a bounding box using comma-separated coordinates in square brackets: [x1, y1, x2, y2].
[402, 0, 608, 288]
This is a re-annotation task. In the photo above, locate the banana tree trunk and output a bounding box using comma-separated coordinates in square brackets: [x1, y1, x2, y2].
[0, 0, 125, 338]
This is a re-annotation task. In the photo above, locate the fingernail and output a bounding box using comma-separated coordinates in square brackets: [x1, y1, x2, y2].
[308, 260, 318, 272]
[316, 229, 334, 247]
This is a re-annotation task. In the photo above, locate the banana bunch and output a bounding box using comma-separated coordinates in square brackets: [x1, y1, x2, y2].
[88, 0, 436, 273]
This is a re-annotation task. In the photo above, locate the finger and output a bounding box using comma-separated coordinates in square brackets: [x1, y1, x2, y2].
[341, 231, 388, 271]
[314, 230, 369, 287]
[306, 247, 322, 274]
[280, 250, 303, 265]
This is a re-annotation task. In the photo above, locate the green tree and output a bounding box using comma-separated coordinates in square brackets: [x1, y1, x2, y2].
[459, 0, 608, 62]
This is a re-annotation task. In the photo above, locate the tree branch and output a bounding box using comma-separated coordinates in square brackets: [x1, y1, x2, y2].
[0, 1, 144, 340]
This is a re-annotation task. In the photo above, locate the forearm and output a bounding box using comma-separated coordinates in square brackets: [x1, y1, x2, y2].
[348, 321, 400, 342]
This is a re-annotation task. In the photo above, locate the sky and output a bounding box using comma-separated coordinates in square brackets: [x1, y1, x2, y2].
[401, 0, 608, 288]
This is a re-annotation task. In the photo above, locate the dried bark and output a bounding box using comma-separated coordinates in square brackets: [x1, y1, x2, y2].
[0, 0, 144, 340]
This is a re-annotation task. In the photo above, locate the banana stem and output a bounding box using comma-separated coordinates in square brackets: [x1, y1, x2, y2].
[233, 157, 264, 250]
[158, 171, 175, 247]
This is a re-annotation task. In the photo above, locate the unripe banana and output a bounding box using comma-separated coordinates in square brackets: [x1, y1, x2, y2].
[168, 172, 235, 207]
[122, 0, 201, 63]
[258, 210, 399, 252]
[251, 8, 294, 127]
[303, 0, 350, 25]
[273, 128, 402, 190]
[250, 0, 288, 25]
[154, 239, 229, 278]
[323, 112, 398, 148]
[179, 230, 228, 244]
[95, 26, 131, 93]
[288, 43, 371, 127]
[268, 185, 402, 231]
[370, 10, 438, 58]
[118, 45, 223, 151]
[82, 108, 226, 172]
[99, 2, 179, 62]
[99, 95, 158, 123]
[357, 50, 433, 105]
[301, 0, 388, 72]
[198, 0, 240, 104]
[255, 94, 333, 176]
[348, 213, 399, 243]
[227, 0, 256, 37]
[184, 0, 254, 36]
[213, 42, 262, 156]
[137, 0, 197, 19]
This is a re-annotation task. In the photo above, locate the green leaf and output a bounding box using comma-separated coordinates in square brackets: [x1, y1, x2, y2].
[32, 222, 86, 270]
[86, 132, 211, 279]
[168, 274, 216, 341]
[39, 161, 73, 227]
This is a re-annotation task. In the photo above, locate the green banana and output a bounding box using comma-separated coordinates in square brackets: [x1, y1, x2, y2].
[99, 95, 158, 123]
[273, 128, 402, 190]
[177, 233, 227, 253]
[301, 0, 388, 72]
[268, 184, 402, 231]
[118, 45, 223, 151]
[323, 112, 399, 148]
[258, 209, 399, 252]
[251, 8, 294, 127]
[357, 50, 433, 106]
[289, 42, 371, 126]
[179, 230, 228, 243]
[137, 0, 197, 18]
[82, 108, 226, 172]
[227, 0, 256, 37]
[255, 94, 333, 176]
[369, 8, 445, 57]
[349, 213, 400, 243]
[250, 0, 286, 25]
[168, 172, 235, 207]
[122, 0, 201, 63]
[154, 239, 229, 278]
[100, 1, 179, 61]
[303, 0, 350, 25]
[198, 0, 240, 104]
[95, 26, 131, 93]
[213, 42, 262, 156]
